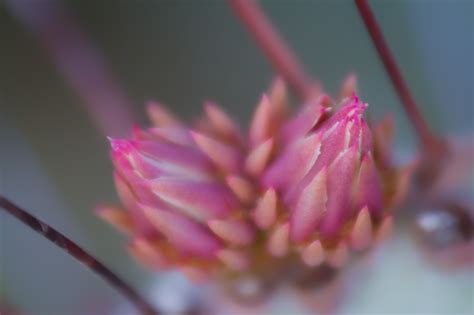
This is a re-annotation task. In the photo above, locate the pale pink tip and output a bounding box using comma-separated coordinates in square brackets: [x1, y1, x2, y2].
[249, 94, 272, 146]
[127, 238, 169, 270]
[387, 161, 417, 211]
[217, 249, 250, 271]
[290, 167, 327, 242]
[150, 178, 236, 221]
[141, 204, 221, 258]
[95, 205, 134, 234]
[191, 131, 241, 172]
[268, 77, 289, 124]
[226, 175, 255, 204]
[350, 206, 373, 250]
[327, 242, 348, 268]
[208, 219, 255, 246]
[375, 216, 394, 243]
[245, 138, 274, 177]
[204, 101, 241, 140]
[267, 223, 290, 257]
[301, 240, 325, 267]
[146, 100, 182, 127]
[253, 188, 277, 229]
[339, 73, 357, 100]
[148, 127, 193, 146]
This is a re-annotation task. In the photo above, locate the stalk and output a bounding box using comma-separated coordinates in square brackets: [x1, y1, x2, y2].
[0, 196, 159, 315]
[354, 0, 445, 156]
[228, 0, 315, 101]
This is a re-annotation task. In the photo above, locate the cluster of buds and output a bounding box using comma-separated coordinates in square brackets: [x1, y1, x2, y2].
[98, 78, 412, 283]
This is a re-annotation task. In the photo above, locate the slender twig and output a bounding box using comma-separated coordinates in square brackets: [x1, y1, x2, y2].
[5, 0, 137, 137]
[228, 0, 315, 101]
[354, 0, 444, 155]
[0, 196, 159, 315]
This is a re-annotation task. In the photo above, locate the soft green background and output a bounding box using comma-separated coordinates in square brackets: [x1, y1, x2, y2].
[1, 1, 473, 314]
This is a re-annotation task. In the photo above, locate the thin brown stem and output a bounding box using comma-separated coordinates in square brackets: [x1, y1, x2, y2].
[0, 196, 159, 315]
[228, 0, 315, 101]
[354, 0, 444, 155]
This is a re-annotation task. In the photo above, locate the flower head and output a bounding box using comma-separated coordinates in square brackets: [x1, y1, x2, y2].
[98, 78, 412, 283]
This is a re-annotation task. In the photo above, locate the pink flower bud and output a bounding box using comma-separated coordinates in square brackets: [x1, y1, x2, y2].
[100, 78, 413, 281]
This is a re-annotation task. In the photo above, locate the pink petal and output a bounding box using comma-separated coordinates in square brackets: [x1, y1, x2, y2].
[208, 219, 255, 245]
[267, 223, 290, 257]
[338, 73, 357, 100]
[191, 131, 241, 172]
[114, 171, 138, 210]
[375, 216, 393, 243]
[319, 94, 366, 130]
[111, 138, 214, 180]
[114, 172, 155, 235]
[387, 161, 417, 211]
[280, 95, 331, 144]
[127, 237, 170, 270]
[301, 240, 325, 267]
[226, 175, 255, 204]
[132, 125, 152, 140]
[350, 206, 373, 250]
[146, 100, 182, 127]
[141, 204, 221, 258]
[148, 127, 193, 146]
[204, 101, 241, 141]
[268, 77, 289, 126]
[373, 115, 395, 167]
[264, 133, 321, 192]
[253, 188, 277, 229]
[245, 138, 274, 177]
[217, 249, 250, 271]
[95, 205, 134, 234]
[249, 94, 272, 146]
[150, 178, 236, 221]
[290, 167, 327, 242]
[326, 242, 348, 268]
[132, 139, 214, 175]
[319, 146, 359, 238]
[353, 153, 383, 219]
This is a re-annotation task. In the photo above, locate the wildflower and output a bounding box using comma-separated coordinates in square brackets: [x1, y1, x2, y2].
[97, 78, 412, 283]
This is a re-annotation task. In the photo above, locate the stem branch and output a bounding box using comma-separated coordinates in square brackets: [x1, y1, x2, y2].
[228, 0, 315, 101]
[0, 196, 159, 315]
[354, 0, 444, 155]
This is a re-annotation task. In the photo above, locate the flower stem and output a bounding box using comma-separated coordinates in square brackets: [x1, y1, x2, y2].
[354, 0, 444, 155]
[5, 0, 137, 137]
[228, 0, 315, 101]
[0, 196, 159, 315]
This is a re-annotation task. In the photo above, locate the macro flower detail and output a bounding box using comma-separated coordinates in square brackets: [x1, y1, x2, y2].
[98, 78, 412, 282]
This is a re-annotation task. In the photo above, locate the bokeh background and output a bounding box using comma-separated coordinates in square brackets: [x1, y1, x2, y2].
[1, 0, 473, 314]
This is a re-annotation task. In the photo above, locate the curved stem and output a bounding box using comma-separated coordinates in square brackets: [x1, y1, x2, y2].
[0, 196, 159, 315]
[354, 0, 444, 155]
[228, 0, 315, 101]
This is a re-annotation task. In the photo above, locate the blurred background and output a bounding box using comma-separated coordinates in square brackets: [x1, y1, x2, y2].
[0, 0, 472, 314]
